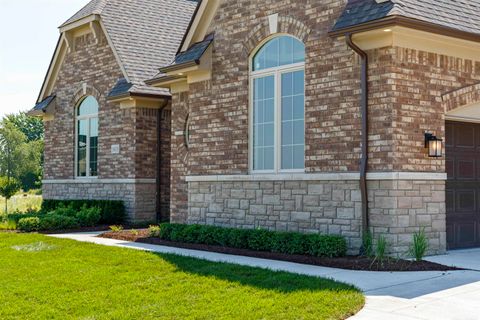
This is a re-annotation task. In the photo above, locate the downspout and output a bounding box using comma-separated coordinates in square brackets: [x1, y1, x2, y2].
[156, 99, 170, 223]
[345, 33, 370, 241]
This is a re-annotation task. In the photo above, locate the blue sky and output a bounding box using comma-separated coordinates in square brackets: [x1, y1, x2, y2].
[0, 0, 87, 118]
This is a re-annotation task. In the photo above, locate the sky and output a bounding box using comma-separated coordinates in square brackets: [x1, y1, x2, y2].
[0, 0, 87, 119]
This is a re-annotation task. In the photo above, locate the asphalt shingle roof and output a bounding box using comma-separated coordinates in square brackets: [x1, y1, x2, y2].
[62, 0, 198, 98]
[332, 0, 480, 36]
[33, 95, 56, 112]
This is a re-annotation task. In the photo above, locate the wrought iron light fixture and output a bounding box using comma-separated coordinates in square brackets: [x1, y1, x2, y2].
[425, 133, 443, 158]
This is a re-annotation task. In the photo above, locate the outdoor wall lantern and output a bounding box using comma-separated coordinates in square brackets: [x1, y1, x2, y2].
[425, 133, 443, 158]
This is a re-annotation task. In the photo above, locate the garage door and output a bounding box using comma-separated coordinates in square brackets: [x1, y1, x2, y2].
[446, 121, 480, 249]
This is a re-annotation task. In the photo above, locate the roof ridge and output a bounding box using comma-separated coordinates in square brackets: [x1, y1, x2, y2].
[60, 0, 109, 28]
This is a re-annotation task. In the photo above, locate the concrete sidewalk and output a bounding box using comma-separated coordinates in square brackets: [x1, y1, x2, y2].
[49, 232, 480, 320]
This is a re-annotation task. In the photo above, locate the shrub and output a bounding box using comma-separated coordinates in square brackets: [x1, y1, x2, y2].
[156, 224, 347, 258]
[109, 225, 124, 233]
[76, 206, 101, 227]
[247, 228, 273, 251]
[41, 200, 125, 224]
[7, 210, 42, 223]
[51, 205, 77, 218]
[148, 225, 161, 237]
[39, 214, 80, 231]
[17, 217, 41, 232]
[409, 228, 429, 261]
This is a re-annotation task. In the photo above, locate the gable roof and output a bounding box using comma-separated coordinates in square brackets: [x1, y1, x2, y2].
[38, 0, 198, 102]
[332, 0, 480, 38]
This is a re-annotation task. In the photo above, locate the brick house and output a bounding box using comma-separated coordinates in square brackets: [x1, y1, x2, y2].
[32, 0, 480, 255]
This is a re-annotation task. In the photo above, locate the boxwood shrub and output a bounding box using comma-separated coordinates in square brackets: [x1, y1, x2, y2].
[17, 217, 41, 232]
[41, 200, 125, 224]
[156, 223, 347, 258]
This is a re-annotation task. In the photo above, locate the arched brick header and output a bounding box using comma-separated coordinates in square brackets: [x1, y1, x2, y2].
[72, 84, 101, 106]
[243, 15, 311, 56]
[442, 82, 480, 113]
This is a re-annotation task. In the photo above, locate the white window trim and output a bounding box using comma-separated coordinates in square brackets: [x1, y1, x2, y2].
[74, 100, 99, 178]
[249, 55, 305, 175]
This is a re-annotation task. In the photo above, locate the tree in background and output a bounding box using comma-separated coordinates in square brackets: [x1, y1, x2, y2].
[0, 117, 44, 193]
[0, 177, 21, 213]
[4, 112, 44, 142]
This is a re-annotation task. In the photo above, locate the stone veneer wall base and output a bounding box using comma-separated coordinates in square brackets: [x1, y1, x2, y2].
[186, 175, 447, 256]
[43, 180, 157, 222]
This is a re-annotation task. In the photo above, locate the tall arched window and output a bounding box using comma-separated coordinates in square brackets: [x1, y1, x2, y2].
[251, 35, 305, 172]
[76, 96, 99, 177]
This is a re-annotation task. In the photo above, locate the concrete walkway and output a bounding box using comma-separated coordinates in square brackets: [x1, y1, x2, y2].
[49, 232, 480, 320]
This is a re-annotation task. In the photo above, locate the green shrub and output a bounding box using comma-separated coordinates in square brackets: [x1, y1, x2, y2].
[156, 224, 347, 258]
[41, 200, 125, 224]
[39, 214, 80, 231]
[227, 228, 250, 249]
[7, 209, 43, 223]
[409, 228, 429, 261]
[76, 206, 101, 227]
[148, 225, 161, 237]
[109, 225, 124, 233]
[247, 228, 273, 251]
[51, 205, 77, 218]
[17, 217, 41, 232]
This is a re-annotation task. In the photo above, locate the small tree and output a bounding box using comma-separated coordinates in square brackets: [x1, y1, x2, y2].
[0, 176, 21, 214]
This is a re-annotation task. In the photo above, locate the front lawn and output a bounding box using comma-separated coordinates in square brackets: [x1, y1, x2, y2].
[0, 233, 364, 320]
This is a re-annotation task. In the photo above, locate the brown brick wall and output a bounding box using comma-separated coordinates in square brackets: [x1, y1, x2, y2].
[44, 32, 128, 179]
[43, 31, 170, 221]
[388, 47, 480, 172]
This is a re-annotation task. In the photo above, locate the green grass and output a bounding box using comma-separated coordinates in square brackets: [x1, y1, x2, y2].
[0, 194, 42, 214]
[0, 233, 364, 320]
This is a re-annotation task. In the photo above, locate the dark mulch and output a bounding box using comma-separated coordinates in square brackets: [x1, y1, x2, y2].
[40, 226, 111, 234]
[100, 230, 460, 272]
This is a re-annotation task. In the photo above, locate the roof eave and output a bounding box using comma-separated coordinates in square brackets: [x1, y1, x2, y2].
[107, 91, 171, 102]
[145, 75, 186, 86]
[158, 60, 200, 74]
[329, 15, 480, 43]
[59, 14, 100, 33]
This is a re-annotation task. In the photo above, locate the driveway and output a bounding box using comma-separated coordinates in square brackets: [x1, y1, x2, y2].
[50, 233, 480, 320]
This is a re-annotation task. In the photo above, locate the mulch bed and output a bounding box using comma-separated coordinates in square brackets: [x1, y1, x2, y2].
[40, 226, 111, 235]
[100, 230, 461, 272]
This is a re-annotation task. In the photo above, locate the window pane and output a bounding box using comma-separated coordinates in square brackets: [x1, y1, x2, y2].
[264, 38, 279, 69]
[282, 121, 293, 146]
[78, 96, 99, 116]
[265, 76, 275, 99]
[282, 72, 293, 96]
[253, 76, 275, 171]
[281, 70, 305, 170]
[264, 147, 274, 170]
[293, 120, 304, 145]
[77, 119, 87, 177]
[253, 36, 304, 71]
[293, 71, 305, 95]
[293, 145, 305, 169]
[282, 146, 293, 170]
[89, 118, 98, 177]
[279, 36, 293, 66]
[293, 96, 304, 120]
[293, 39, 305, 64]
[265, 99, 274, 123]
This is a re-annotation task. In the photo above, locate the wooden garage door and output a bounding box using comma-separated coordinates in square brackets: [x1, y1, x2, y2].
[446, 121, 480, 249]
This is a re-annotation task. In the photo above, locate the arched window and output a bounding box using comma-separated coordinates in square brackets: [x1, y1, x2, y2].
[251, 35, 305, 172]
[76, 96, 99, 177]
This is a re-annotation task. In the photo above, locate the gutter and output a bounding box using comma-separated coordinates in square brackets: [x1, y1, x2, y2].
[345, 33, 370, 241]
[156, 99, 170, 223]
[329, 16, 480, 44]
